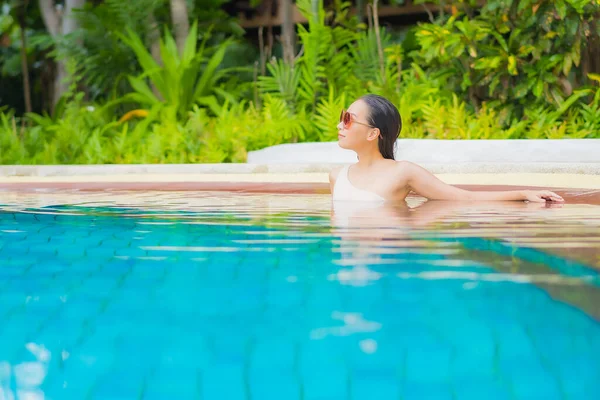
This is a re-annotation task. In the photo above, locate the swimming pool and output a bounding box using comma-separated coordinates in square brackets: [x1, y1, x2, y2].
[1, 191, 599, 400]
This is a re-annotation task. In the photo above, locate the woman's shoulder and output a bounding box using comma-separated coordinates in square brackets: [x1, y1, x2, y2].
[386, 160, 417, 188]
[329, 165, 346, 183]
[392, 160, 420, 173]
[380, 159, 415, 174]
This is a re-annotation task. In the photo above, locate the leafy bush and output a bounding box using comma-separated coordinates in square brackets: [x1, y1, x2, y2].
[411, 0, 600, 116]
[1, 0, 599, 165]
[116, 21, 237, 119]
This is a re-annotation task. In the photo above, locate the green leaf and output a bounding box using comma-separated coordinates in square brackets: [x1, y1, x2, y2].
[127, 76, 160, 104]
[555, 0, 567, 19]
[588, 73, 600, 83]
[193, 40, 231, 101]
[572, 39, 581, 66]
[508, 56, 518, 76]
[563, 53, 573, 76]
[197, 96, 222, 116]
[489, 31, 509, 53]
[182, 22, 199, 66]
[533, 80, 544, 98]
[513, 83, 529, 99]
[555, 89, 591, 116]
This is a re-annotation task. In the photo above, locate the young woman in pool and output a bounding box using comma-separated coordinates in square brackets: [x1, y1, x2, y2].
[330, 94, 565, 203]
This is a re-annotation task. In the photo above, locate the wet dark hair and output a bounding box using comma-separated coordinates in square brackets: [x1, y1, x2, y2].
[360, 94, 402, 160]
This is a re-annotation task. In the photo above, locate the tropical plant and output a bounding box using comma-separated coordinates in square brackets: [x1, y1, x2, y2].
[116, 20, 238, 119]
[411, 0, 600, 117]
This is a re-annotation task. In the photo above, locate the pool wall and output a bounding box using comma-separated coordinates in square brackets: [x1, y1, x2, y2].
[1, 139, 600, 202]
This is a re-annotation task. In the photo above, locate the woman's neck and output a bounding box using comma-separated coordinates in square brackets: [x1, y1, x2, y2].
[355, 148, 385, 168]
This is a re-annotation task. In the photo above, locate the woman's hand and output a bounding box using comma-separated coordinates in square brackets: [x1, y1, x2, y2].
[522, 190, 564, 203]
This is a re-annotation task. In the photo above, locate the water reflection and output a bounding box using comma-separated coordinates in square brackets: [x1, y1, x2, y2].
[331, 197, 600, 320]
[1, 190, 600, 399]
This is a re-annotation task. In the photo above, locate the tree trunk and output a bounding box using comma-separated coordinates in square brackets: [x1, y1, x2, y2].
[38, 0, 59, 38]
[590, 14, 600, 77]
[147, 13, 162, 66]
[146, 11, 163, 99]
[356, 0, 365, 22]
[170, 0, 190, 56]
[373, 0, 385, 83]
[38, 0, 85, 109]
[18, 0, 32, 115]
[280, 0, 295, 65]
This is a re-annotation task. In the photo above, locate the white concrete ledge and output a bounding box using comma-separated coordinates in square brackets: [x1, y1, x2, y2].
[1, 140, 599, 183]
[1, 162, 600, 177]
[247, 139, 600, 164]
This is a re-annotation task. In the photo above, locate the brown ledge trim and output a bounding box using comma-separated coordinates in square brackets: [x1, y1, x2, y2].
[0, 182, 599, 204]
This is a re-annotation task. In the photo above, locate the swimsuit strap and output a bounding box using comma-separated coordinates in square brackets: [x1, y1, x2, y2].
[333, 165, 385, 202]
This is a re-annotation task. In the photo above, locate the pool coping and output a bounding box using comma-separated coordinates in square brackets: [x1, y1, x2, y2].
[2, 162, 600, 176]
[1, 164, 600, 204]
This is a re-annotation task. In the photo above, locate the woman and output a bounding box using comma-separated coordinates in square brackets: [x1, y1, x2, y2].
[330, 94, 564, 203]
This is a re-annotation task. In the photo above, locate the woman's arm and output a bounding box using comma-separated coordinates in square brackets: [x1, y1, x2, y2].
[401, 162, 564, 203]
[329, 166, 343, 196]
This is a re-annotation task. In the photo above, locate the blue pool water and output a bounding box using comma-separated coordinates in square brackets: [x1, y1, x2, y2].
[0, 191, 599, 400]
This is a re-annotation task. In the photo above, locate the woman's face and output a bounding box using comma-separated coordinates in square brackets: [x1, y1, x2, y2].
[337, 100, 376, 151]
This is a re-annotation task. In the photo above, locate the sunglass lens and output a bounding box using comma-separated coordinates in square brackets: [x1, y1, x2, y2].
[343, 112, 351, 128]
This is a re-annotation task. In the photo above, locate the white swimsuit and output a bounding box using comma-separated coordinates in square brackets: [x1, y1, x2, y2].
[333, 165, 385, 203]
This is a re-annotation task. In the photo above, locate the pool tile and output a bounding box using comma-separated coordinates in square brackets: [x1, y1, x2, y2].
[557, 354, 600, 399]
[401, 382, 453, 400]
[451, 348, 495, 380]
[14, 388, 45, 400]
[444, 317, 495, 349]
[0, 293, 27, 311]
[300, 338, 347, 373]
[347, 339, 402, 371]
[114, 341, 160, 372]
[302, 364, 348, 400]
[343, 285, 385, 309]
[452, 378, 512, 400]
[265, 285, 304, 309]
[504, 360, 561, 400]
[142, 367, 199, 400]
[84, 246, 115, 258]
[30, 319, 84, 349]
[201, 363, 246, 400]
[494, 322, 537, 361]
[251, 339, 295, 370]
[350, 368, 399, 400]
[448, 322, 496, 379]
[249, 372, 300, 400]
[2, 241, 29, 256]
[91, 369, 144, 400]
[98, 238, 131, 249]
[0, 315, 42, 344]
[160, 337, 211, 369]
[59, 298, 102, 321]
[405, 343, 452, 383]
[304, 283, 344, 310]
[55, 246, 87, 258]
[41, 374, 95, 400]
[72, 236, 104, 248]
[77, 276, 118, 295]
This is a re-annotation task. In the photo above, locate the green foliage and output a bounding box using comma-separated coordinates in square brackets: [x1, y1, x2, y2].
[1, 0, 599, 165]
[410, 0, 600, 115]
[116, 21, 237, 119]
